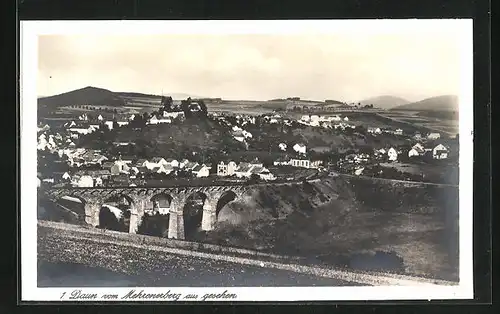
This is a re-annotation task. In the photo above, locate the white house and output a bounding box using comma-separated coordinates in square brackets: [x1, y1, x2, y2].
[148, 115, 172, 124]
[179, 159, 190, 168]
[233, 135, 245, 142]
[274, 158, 291, 166]
[77, 175, 94, 187]
[163, 111, 185, 119]
[97, 115, 104, 121]
[301, 115, 310, 122]
[62, 172, 71, 180]
[408, 148, 420, 158]
[377, 148, 387, 155]
[387, 147, 398, 161]
[242, 130, 253, 138]
[69, 127, 92, 135]
[368, 127, 382, 134]
[293, 143, 307, 155]
[234, 163, 254, 178]
[165, 158, 179, 168]
[156, 164, 174, 175]
[95, 177, 103, 187]
[408, 143, 425, 157]
[290, 159, 311, 168]
[217, 161, 237, 176]
[427, 132, 441, 140]
[343, 116, 349, 121]
[395, 129, 403, 135]
[104, 120, 114, 130]
[278, 143, 287, 151]
[251, 166, 276, 181]
[310, 160, 324, 169]
[192, 164, 211, 177]
[432, 144, 449, 159]
[354, 167, 365, 176]
[148, 157, 168, 169]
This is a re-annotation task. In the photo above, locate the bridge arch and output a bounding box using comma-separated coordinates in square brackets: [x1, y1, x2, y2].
[215, 190, 238, 220]
[99, 194, 134, 233]
[150, 193, 173, 215]
[137, 193, 174, 238]
[182, 191, 208, 240]
[39, 193, 87, 224]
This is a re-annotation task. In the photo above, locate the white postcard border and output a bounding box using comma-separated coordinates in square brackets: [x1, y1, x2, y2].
[21, 19, 474, 301]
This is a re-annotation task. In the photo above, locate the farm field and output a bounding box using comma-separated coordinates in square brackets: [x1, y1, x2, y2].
[380, 111, 459, 136]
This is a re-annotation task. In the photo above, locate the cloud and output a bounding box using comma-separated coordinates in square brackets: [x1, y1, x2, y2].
[38, 31, 463, 101]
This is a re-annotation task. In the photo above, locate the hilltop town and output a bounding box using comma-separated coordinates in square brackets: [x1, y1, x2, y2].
[37, 94, 459, 190]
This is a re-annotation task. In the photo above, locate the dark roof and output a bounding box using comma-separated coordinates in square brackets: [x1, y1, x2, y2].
[250, 166, 264, 174]
[192, 164, 204, 172]
[151, 157, 164, 162]
[237, 164, 252, 172]
[120, 156, 136, 161]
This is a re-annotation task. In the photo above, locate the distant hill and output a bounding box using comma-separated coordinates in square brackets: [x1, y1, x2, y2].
[38, 86, 125, 108]
[116, 92, 161, 99]
[117, 92, 204, 100]
[391, 95, 459, 112]
[37, 87, 207, 109]
[359, 95, 410, 109]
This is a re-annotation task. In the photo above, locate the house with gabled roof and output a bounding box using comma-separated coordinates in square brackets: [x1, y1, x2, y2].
[183, 161, 200, 171]
[432, 144, 449, 159]
[192, 164, 211, 178]
[387, 147, 399, 161]
[217, 160, 237, 176]
[155, 164, 174, 175]
[427, 132, 441, 140]
[165, 158, 180, 168]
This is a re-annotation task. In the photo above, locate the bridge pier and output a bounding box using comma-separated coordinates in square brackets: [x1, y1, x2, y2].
[129, 212, 139, 234]
[201, 199, 216, 231]
[84, 201, 100, 227]
[167, 211, 185, 240]
[167, 197, 185, 240]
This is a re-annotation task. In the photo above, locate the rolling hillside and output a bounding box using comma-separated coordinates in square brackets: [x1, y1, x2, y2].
[391, 95, 458, 112]
[117, 92, 204, 100]
[38, 86, 206, 109]
[38, 86, 125, 108]
[359, 95, 409, 109]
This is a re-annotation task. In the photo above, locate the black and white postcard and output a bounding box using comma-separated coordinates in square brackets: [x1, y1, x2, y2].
[21, 19, 473, 301]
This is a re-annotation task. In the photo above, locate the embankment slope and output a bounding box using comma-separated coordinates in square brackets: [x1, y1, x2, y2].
[200, 177, 459, 281]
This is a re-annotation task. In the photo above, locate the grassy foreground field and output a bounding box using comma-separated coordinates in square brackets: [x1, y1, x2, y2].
[37, 221, 456, 287]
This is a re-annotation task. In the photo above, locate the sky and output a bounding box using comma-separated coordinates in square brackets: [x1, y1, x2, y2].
[37, 31, 463, 102]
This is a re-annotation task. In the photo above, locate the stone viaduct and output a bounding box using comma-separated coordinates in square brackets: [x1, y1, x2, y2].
[42, 184, 250, 240]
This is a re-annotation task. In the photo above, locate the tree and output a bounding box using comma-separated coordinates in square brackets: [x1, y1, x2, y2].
[181, 98, 192, 118]
[199, 100, 208, 117]
[161, 96, 173, 112]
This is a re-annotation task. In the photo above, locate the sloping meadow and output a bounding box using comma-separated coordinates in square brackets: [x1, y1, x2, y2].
[200, 177, 459, 281]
